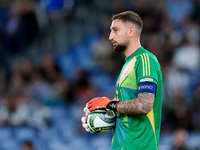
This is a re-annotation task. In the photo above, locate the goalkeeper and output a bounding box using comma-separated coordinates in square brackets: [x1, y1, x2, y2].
[82, 11, 162, 150]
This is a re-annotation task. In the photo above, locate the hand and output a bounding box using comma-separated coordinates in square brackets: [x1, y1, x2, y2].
[81, 113, 95, 133]
[87, 97, 110, 112]
[85, 97, 120, 112]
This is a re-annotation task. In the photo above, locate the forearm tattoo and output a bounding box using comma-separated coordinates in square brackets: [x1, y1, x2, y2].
[117, 92, 155, 115]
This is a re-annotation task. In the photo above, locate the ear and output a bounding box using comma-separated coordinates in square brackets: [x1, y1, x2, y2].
[128, 26, 135, 38]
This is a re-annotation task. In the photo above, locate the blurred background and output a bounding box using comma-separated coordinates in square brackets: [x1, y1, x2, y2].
[0, 0, 200, 150]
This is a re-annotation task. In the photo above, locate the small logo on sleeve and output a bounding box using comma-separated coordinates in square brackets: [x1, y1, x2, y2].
[140, 78, 153, 82]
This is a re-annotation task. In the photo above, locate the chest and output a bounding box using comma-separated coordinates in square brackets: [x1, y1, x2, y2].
[117, 57, 137, 87]
[115, 57, 138, 100]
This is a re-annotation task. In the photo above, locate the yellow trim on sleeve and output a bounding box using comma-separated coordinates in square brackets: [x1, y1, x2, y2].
[145, 54, 150, 76]
[141, 54, 151, 76]
[143, 54, 148, 76]
[140, 55, 145, 76]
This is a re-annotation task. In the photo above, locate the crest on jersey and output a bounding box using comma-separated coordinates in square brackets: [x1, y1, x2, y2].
[121, 66, 130, 78]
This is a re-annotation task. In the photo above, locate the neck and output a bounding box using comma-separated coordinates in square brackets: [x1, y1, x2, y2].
[123, 38, 141, 57]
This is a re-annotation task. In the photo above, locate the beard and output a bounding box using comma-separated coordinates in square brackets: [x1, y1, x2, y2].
[111, 38, 129, 53]
[113, 44, 126, 52]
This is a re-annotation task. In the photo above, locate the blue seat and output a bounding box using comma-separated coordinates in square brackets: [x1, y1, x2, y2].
[0, 127, 13, 142]
[14, 127, 36, 142]
[90, 134, 112, 150]
[45, 139, 69, 150]
[56, 53, 77, 80]
[0, 139, 20, 150]
[159, 133, 173, 145]
[65, 136, 93, 150]
[187, 133, 200, 149]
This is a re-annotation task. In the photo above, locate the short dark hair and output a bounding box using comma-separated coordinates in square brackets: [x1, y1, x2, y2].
[112, 11, 143, 33]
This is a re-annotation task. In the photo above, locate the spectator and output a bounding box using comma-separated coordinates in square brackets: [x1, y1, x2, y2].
[39, 52, 62, 84]
[172, 128, 189, 150]
[191, 85, 200, 131]
[166, 0, 193, 26]
[21, 140, 34, 150]
[0, 88, 29, 126]
[4, 0, 39, 54]
[0, 0, 200, 149]
[191, 0, 200, 23]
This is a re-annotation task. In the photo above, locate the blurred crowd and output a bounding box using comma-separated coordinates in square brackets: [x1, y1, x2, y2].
[0, 0, 200, 150]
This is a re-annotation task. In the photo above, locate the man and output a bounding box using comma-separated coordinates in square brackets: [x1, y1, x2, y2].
[82, 11, 163, 150]
[21, 140, 34, 150]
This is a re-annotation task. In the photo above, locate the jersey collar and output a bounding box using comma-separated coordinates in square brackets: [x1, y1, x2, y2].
[125, 47, 144, 62]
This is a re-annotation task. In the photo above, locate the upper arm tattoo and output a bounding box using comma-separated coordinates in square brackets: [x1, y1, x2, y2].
[117, 92, 155, 115]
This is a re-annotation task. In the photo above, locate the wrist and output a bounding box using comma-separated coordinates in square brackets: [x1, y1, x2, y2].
[107, 100, 121, 112]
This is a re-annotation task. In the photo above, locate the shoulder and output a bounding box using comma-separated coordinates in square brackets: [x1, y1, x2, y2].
[135, 50, 161, 76]
[136, 50, 160, 66]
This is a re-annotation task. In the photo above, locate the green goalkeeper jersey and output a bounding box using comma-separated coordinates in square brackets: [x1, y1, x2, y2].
[111, 47, 162, 150]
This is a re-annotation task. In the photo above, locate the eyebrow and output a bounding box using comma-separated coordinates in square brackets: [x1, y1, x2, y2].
[110, 27, 118, 30]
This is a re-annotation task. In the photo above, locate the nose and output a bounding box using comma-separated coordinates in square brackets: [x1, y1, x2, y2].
[109, 31, 113, 41]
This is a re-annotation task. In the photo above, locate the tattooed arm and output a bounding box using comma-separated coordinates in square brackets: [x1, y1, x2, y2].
[117, 92, 155, 115]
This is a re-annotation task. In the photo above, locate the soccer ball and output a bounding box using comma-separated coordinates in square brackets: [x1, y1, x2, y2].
[86, 110, 116, 133]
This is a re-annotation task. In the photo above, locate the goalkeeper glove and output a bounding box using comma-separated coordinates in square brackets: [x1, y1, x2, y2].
[85, 97, 120, 112]
[81, 113, 95, 133]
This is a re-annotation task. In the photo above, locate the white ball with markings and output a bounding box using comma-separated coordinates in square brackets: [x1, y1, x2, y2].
[86, 110, 116, 133]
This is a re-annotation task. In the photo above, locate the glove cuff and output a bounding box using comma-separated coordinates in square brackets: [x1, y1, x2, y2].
[107, 100, 120, 112]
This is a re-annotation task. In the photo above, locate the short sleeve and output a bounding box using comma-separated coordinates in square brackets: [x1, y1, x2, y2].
[136, 54, 159, 85]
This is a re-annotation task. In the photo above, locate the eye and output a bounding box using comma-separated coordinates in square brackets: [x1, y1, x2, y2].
[113, 29, 118, 32]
